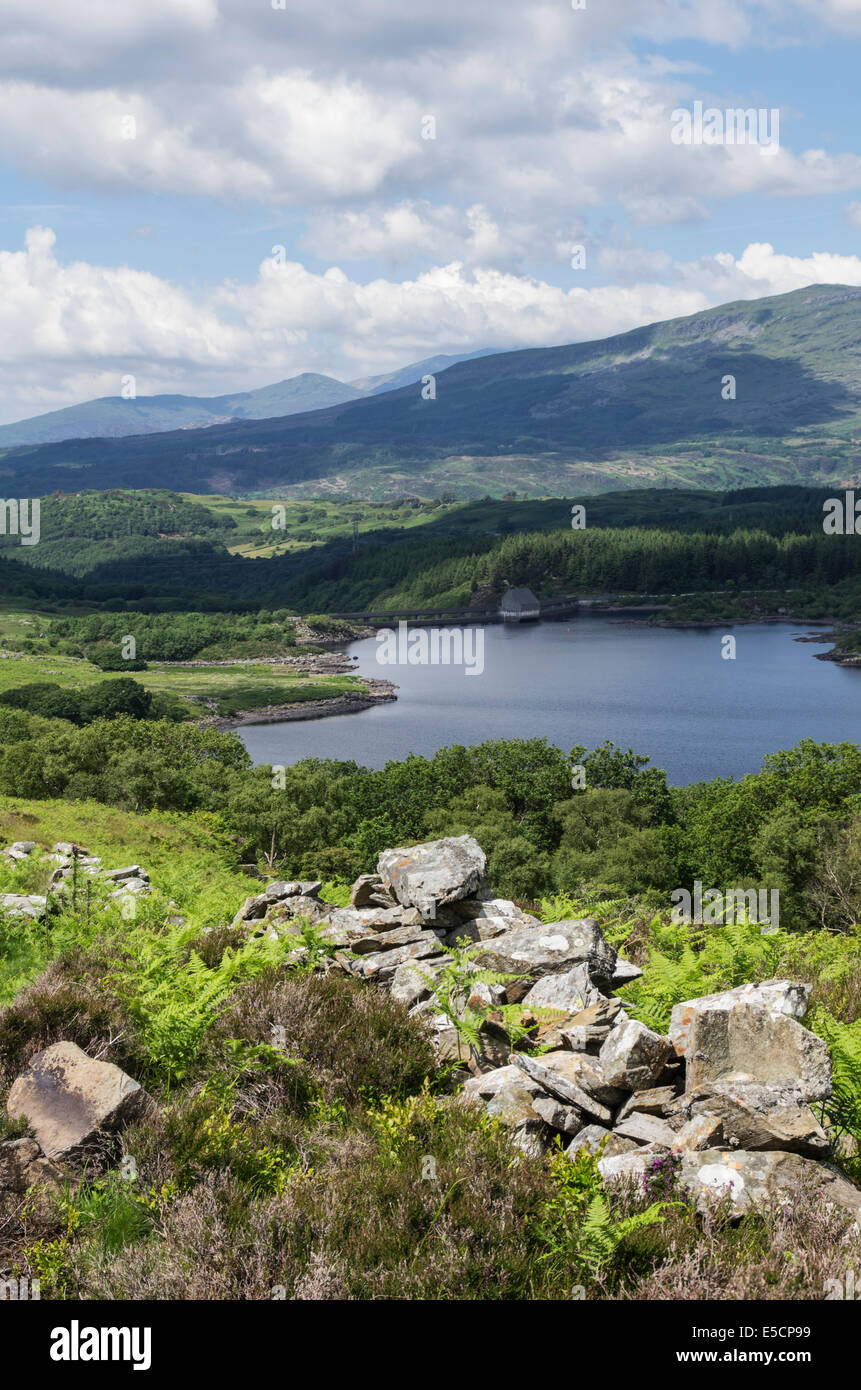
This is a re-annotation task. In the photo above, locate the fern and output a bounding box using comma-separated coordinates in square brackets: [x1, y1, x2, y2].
[810, 1007, 861, 1177]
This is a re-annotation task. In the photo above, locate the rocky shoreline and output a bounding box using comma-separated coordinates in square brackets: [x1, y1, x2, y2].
[204, 678, 398, 731]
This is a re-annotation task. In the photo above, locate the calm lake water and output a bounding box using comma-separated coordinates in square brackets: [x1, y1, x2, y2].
[239, 616, 861, 785]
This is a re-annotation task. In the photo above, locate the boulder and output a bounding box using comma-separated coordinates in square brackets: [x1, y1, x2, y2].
[671, 1080, 830, 1157]
[598, 1019, 672, 1092]
[598, 1144, 666, 1187]
[522, 963, 605, 1015]
[531, 1095, 584, 1136]
[608, 957, 644, 987]
[615, 1086, 679, 1123]
[350, 874, 396, 909]
[568, 1125, 640, 1159]
[7, 1042, 151, 1162]
[669, 980, 810, 1057]
[102, 865, 148, 882]
[673, 1114, 724, 1152]
[377, 836, 487, 919]
[347, 937, 446, 981]
[510, 1051, 615, 1125]
[0, 894, 48, 920]
[474, 919, 617, 995]
[679, 1000, 831, 1101]
[612, 1112, 676, 1148]
[463, 1064, 542, 1103]
[390, 957, 449, 1008]
[678, 1149, 861, 1222]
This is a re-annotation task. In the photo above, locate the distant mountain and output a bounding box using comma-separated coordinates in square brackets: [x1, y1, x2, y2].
[349, 349, 499, 395]
[0, 373, 364, 447]
[5, 285, 861, 499]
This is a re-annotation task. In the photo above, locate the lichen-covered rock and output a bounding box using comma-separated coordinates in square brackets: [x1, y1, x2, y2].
[615, 1086, 679, 1123]
[669, 980, 810, 1057]
[510, 1051, 615, 1124]
[521, 963, 605, 1015]
[678, 1149, 861, 1221]
[598, 1019, 672, 1092]
[670, 1080, 830, 1157]
[474, 920, 617, 994]
[377, 836, 487, 919]
[680, 1000, 831, 1101]
[568, 1124, 640, 1158]
[613, 1111, 676, 1148]
[7, 1042, 151, 1162]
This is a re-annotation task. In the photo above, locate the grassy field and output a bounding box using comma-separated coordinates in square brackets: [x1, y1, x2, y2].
[0, 639, 365, 718]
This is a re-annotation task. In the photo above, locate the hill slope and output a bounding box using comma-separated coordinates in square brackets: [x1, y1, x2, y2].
[3, 285, 861, 498]
[0, 373, 364, 447]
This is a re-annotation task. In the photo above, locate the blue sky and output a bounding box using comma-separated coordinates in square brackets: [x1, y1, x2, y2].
[0, 0, 860, 423]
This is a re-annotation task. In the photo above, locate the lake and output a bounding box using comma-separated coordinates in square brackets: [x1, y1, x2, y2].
[238, 615, 861, 785]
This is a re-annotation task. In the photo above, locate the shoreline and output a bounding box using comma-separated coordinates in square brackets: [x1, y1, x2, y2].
[201, 679, 398, 731]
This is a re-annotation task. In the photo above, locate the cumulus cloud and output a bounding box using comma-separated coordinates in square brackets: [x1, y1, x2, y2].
[1, 227, 859, 424]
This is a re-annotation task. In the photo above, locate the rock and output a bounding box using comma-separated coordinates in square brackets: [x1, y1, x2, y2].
[102, 865, 148, 882]
[484, 1079, 549, 1128]
[377, 836, 487, 920]
[559, 997, 624, 1052]
[390, 957, 448, 1008]
[52, 842, 87, 856]
[672, 1080, 831, 1157]
[474, 920, 617, 995]
[347, 937, 445, 981]
[615, 1086, 679, 1122]
[463, 1064, 542, 1103]
[567, 1124, 640, 1158]
[107, 878, 150, 899]
[598, 1144, 666, 1187]
[608, 956, 644, 987]
[673, 1114, 724, 1152]
[522, 963, 605, 1015]
[510, 1052, 615, 1124]
[598, 1019, 672, 1092]
[613, 1112, 677, 1148]
[678, 1149, 861, 1222]
[442, 917, 512, 947]
[265, 879, 321, 901]
[669, 980, 811, 1057]
[680, 1000, 831, 1101]
[4, 840, 37, 861]
[0, 1137, 40, 1190]
[318, 910, 433, 954]
[0, 894, 48, 920]
[532, 1095, 584, 1135]
[6, 1042, 151, 1162]
[350, 874, 396, 909]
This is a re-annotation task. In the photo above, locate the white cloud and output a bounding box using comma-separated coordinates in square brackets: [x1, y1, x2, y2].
[1, 227, 860, 424]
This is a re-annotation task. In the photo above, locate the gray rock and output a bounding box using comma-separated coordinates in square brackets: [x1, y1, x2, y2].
[532, 1095, 584, 1135]
[102, 865, 148, 882]
[52, 842, 86, 856]
[463, 1064, 543, 1103]
[264, 879, 321, 901]
[608, 956, 644, 987]
[7, 1042, 151, 1162]
[523, 965, 605, 1016]
[598, 1144, 666, 1187]
[389, 957, 449, 1008]
[681, 1000, 831, 1101]
[673, 1114, 724, 1152]
[347, 937, 446, 981]
[350, 874, 396, 909]
[598, 1019, 672, 1092]
[612, 1112, 677, 1148]
[615, 1086, 679, 1122]
[510, 1051, 614, 1124]
[669, 980, 811, 1057]
[678, 1149, 861, 1221]
[567, 1124, 640, 1158]
[377, 836, 487, 919]
[0, 894, 48, 920]
[0, 1137, 40, 1191]
[474, 919, 617, 993]
[672, 1080, 831, 1157]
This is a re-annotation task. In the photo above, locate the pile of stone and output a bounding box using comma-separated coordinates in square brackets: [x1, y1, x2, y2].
[233, 833, 861, 1224]
[0, 841, 153, 919]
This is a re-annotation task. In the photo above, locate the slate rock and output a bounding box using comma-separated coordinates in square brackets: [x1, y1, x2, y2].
[598, 1019, 672, 1092]
[669, 980, 811, 1057]
[474, 920, 617, 993]
[671, 1080, 830, 1157]
[7, 1042, 151, 1162]
[377, 836, 487, 919]
[678, 1149, 861, 1221]
[680, 1000, 831, 1101]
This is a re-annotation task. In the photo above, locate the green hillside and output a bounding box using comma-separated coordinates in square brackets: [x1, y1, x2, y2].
[3, 285, 861, 498]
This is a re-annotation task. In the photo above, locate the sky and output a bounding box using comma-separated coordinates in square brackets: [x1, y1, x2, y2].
[0, 0, 860, 424]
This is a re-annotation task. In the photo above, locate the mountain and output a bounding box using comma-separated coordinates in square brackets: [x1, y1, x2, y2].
[4, 285, 861, 499]
[349, 349, 499, 395]
[0, 373, 364, 447]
